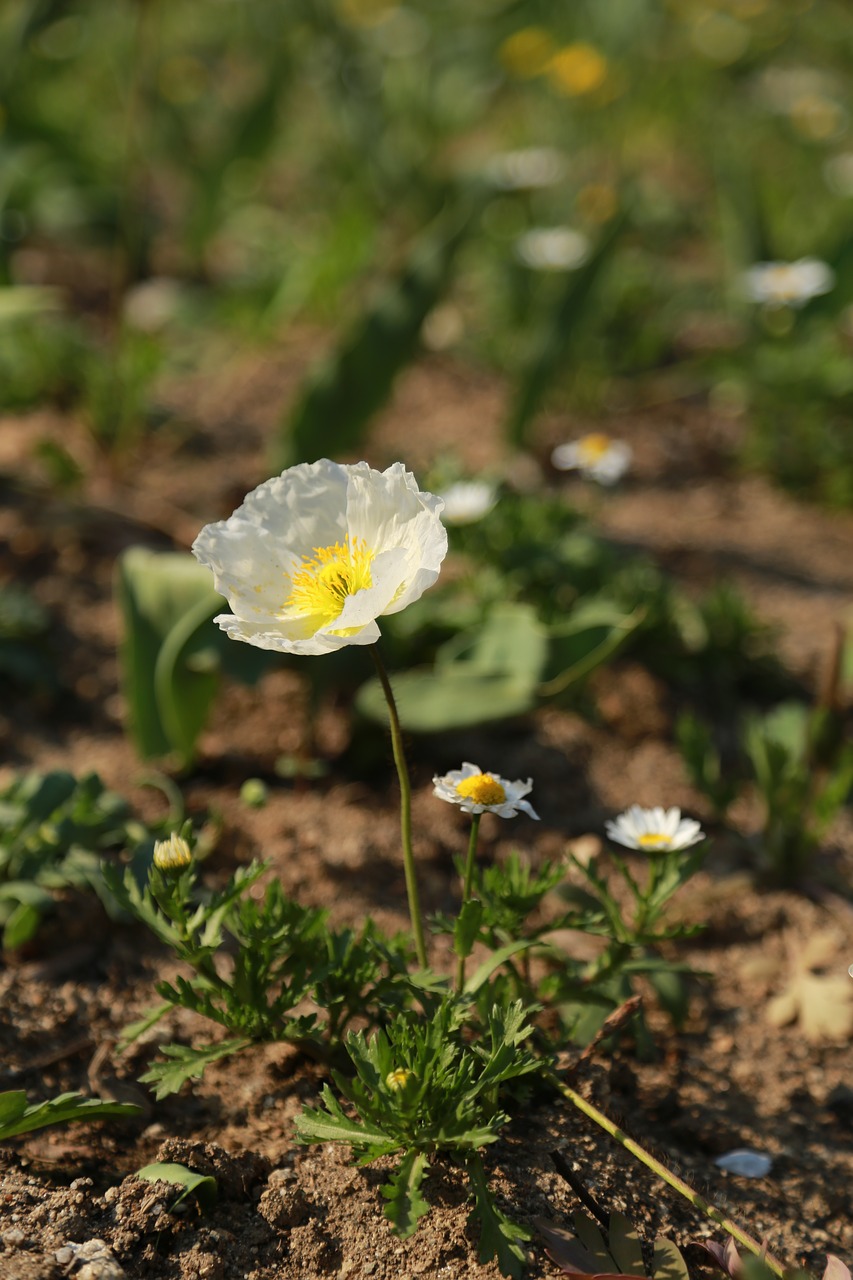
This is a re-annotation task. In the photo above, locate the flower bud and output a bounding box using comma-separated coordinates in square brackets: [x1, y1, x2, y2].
[152, 832, 192, 873]
[385, 1068, 414, 1092]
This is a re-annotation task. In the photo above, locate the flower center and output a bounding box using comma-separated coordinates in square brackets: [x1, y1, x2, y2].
[637, 832, 673, 850]
[578, 432, 612, 463]
[455, 773, 507, 806]
[285, 536, 374, 627]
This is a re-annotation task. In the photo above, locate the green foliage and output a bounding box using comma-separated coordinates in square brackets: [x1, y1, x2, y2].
[0, 582, 55, 692]
[0, 1090, 140, 1140]
[136, 1162, 218, 1213]
[0, 769, 155, 949]
[295, 996, 538, 1278]
[106, 849, 413, 1094]
[744, 702, 853, 885]
[676, 711, 740, 818]
[115, 548, 274, 765]
[357, 598, 641, 733]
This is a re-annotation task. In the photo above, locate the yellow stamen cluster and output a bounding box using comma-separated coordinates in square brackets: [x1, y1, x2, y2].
[455, 773, 507, 806]
[386, 1068, 413, 1091]
[637, 832, 673, 851]
[285, 536, 374, 627]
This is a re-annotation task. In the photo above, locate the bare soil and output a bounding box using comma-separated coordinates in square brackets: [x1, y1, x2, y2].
[1, 342, 852, 1280]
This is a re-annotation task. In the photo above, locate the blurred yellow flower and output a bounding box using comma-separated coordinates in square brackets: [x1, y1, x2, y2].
[548, 43, 608, 97]
[790, 93, 846, 142]
[498, 27, 555, 79]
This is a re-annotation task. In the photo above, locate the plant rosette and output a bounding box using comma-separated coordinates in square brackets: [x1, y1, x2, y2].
[433, 763, 540, 820]
[192, 459, 448, 656]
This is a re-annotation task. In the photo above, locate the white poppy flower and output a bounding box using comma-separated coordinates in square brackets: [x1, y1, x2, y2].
[551, 432, 632, 485]
[605, 804, 704, 853]
[439, 480, 498, 525]
[515, 226, 589, 272]
[192, 459, 448, 656]
[433, 761, 539, 820]
[742, 259, 835, 309]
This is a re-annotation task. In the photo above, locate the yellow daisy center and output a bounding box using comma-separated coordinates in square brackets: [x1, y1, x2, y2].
[455, 773, 507, 806]
[285, 535, 374, 628]
[578, 432, 612, 463]
[637, 832, 673, 850]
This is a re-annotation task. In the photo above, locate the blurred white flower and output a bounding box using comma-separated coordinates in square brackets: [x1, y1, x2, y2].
[433, 762, 539, 820]
[515, 226, 589, 272]
[605, 805, 704, 853]
[192, 459, 447, 656]
[485, 147, 567, 191]
[742, 259, 835, 309]
[439, 480, 497, 525]
[122, 277, 185, 333]
[551, 432, 632, 485]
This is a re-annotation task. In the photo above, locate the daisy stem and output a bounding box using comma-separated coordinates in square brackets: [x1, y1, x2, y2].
[455, 813, 481, 992]
[370, 645, 428, 969]
[545, 1070, 787, 1277]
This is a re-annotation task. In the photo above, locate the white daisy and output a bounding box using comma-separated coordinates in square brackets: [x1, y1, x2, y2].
[742, 259, 834, 309]
[514, 226, 589, 272]
[605, 804, 704, 853]
[438, 480, 498, 525]
[433, 762, 539, 820]
[192, 459, 448, 656]
[550, 432, 632, 485]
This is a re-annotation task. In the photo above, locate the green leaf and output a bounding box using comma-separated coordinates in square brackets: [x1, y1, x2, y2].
[295, 1086, 396, 1150]
[466, 1153, 530, 1279]
[464, 939, 535, 996]
[541, 604, 645, 697]
[0, 1091, 141, 1140]
[381, 1149, 431, 1239]
[609, 1212, 644, 1277]
[356, 603, 547, 733]
[139, 1039, 252, 1100]
[454, 898, 484, 961]
[115, 550, 222, 761]
[2, 899, 43, 949]
[653, 1237, 691, 1280]
[136, 1162, 218, 1213]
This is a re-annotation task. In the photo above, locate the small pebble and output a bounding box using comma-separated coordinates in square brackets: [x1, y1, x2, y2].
[715, 1149, 773, 1178]
[3, 1228, 27, 1247]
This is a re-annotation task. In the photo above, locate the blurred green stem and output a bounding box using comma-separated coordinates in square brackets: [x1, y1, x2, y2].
[455, 812, 481, 991]
[370, 645, 427, 968]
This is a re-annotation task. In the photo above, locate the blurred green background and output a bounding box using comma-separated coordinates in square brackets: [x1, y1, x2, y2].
[2, 0, 853, 499]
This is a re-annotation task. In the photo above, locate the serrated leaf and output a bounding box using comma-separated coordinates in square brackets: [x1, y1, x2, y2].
[139, 1039, 251, 1100]
[467, 1154, 530, 1279]
[765, 930, 853, 1043]
[454, 898, 484, 961]
[295, 1087, 395, 1149]
[136, 1161, 217, 1212]
[381, 1149, 431, 1238]
[0, 1091, 141, 1140]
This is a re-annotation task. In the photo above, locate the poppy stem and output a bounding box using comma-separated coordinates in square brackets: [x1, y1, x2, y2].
[370, 645, 428, 969]
[545, 1069, 787, 1277]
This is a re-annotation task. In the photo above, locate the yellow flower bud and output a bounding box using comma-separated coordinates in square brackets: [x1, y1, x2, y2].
[385, 1068, 414, 1091]
[153, 833, 193, 872]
